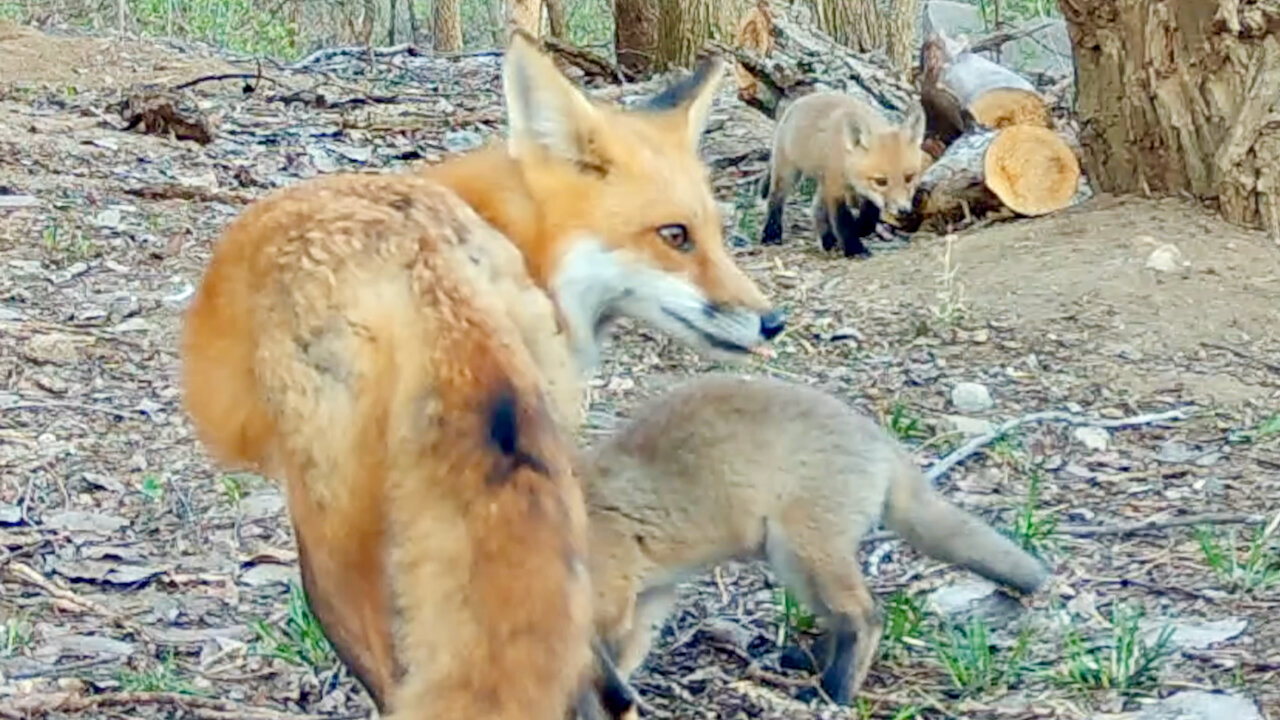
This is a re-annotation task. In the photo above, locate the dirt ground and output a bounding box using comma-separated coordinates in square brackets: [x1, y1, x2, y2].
[2, 23, 1278, 720]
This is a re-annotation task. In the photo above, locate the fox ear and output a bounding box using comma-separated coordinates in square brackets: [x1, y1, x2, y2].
[843, 117, 868, 151]
[645, 54, 726, 152]
[904, 103, 927, 146]
[502, 30, 605, 165]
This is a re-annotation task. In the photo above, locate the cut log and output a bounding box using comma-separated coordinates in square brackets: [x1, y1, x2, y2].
[713, 0, 915, 123]
[918, 28, 1052, 146]
[915, 125, 1085, 232]
[968, 86, 1052, 130]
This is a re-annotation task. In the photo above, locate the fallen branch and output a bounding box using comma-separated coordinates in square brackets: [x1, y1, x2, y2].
[1057, 512, 1271, 538]
[863, 511, 1265, 545]
[0, 691, 339, 720]
[5, 561, 154, 640]
[542, 36, 630, 83]
[1201, 341, 1280, 374]
[286, 42, 418, 70]
[967, 20, 1057, 56]
[924, 407, 1194, 484]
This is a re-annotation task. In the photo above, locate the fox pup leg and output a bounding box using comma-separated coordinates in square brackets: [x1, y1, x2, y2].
[765, 520, 884, 705]
[810, 193, 838, 253]
[612, 585, 678, 678]
[761, 160, 797, 246]
[831, 198, 876, 259]
[576, 639, 640, 720]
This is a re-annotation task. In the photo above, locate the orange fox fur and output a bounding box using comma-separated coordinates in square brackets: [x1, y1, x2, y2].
[180, 32, 784, 720]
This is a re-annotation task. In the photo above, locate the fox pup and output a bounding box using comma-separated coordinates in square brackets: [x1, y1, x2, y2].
[760, 91, 930, 258]
[576, 375, 1050, 710]
[182, 32, 773, 720]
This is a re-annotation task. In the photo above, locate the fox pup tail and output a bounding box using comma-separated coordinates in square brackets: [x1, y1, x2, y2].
[882, 458, 1049, 595]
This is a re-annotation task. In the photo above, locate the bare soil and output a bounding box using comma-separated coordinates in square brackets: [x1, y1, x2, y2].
[1, 23, 1278, 720]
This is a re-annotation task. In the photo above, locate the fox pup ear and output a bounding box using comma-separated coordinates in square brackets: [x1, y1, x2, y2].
[644, 54, 727, 152]
[843, 117, 869, 151]
[502, 31, 605, 166]
[904, 103, 927, 147]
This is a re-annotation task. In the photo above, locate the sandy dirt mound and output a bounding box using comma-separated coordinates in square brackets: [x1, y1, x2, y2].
[0, 21, 237, 90]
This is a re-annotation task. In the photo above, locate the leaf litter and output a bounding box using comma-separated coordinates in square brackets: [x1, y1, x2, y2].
[1, 20, 1278, 720]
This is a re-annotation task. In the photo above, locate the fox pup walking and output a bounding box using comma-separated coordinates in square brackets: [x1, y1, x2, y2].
[180, 33, 779, 720]
[577, 375, 1049, 709]
[760, 92, 930, 258]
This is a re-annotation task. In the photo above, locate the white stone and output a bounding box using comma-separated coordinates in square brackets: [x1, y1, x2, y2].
[950, 382, 994, 413]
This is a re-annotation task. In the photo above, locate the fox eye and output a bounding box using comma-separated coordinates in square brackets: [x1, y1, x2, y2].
[658, 224, 693, 253]
[904, 173, 915, 184]
[873, 177, 889, 188]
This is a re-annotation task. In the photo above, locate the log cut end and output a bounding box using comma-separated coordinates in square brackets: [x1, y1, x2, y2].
[983, 125, 1081, 216]
[968, 87, 1052, 130]
[731, 1, 775, 104]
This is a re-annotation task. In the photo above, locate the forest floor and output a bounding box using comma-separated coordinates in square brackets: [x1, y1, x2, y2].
[2, 20, 1279, 720]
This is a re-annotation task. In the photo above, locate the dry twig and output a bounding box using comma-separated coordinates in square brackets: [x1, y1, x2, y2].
[924, 407, 1193, 484]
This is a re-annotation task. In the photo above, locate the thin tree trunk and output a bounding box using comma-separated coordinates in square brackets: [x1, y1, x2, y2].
[1058, 0, 1280, 240]
[810, 0, 878, 52]
[407, 0, 419, 45]
[545, 0, 568, 39]
[509, 0, 543, 38]
[434, 0, 463, 50]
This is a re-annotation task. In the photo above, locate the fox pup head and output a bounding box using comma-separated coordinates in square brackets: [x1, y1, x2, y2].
[843, 104, 930, 224]
[502, 32, 784, 370]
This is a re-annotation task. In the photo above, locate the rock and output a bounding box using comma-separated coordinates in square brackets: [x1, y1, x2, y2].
[1155, 439, 1200, 464]
[944, 414, 994, 437]
[42, 510, 129, 535]
[1073, 426, 1110, 451]
[926, 578, 1026, 629]
[1139, 617, 1248, 651]
[1092, 690, 1262, 720]
[22, 333, 80, 365]
[238, 562, 297, 587]
[239, 491, 285, 523]
[950, 382, 994, 413]
[443, 129, 484, 153]
[1145, 243, 1189, 274]
[0, 193, 39, 209]
[93, 207, 123, 229]
[0, 503, 21, 524]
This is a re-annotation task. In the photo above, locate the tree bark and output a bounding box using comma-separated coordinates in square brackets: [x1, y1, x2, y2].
[615, 0, 660, 75]
[717, 0, 915, 121]
[434, 0, 463, 51]
[804, 0, 918, 74]
[1058, 0, 1280, 239]
[545, 0, 568, 39]
[509, 0, 544, 38]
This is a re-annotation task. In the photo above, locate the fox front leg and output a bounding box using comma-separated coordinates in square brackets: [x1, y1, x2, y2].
[810, 192, 838, 253]
[831, 197, 875, 259]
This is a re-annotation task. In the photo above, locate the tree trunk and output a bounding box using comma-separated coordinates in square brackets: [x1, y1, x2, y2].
[1058, 0, 1280, 239]
[805, 0, 918, 74]
[488, 0, 506, 46]
[545, 0, 568, 39]
[434, 0, 463, 51]
[509, 0, 544, 38]
[655, 0, 719, 71]
[615, 0, 660, 75]
[718, 0, 915, 121]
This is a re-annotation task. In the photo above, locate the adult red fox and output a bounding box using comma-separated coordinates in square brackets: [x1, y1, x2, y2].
[760, 91, 931, 258]
[179, 32, 779, 720]
[576, 375, 1050, 710]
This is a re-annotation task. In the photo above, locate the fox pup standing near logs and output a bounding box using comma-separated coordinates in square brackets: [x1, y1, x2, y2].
[577, 375, 1050, 711]
[761, 91, 931, 258]
[179, 32, 782, 720]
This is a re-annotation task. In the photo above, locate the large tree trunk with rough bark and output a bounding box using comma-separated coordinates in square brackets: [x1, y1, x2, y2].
[509, 0, 543, 38]
[1059, 0, 1280, 240]
[616, 0, 748, 75]
[433, 0, 463, 51]
[805, 0, 917, 73]
[615, 0, 659, 75]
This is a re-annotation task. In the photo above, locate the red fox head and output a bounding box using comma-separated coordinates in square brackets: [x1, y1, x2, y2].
[501, 32, 784, 369]
[844, 104, 930, 223]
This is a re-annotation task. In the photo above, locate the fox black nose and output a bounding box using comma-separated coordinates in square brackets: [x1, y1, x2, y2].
[760, 309, 787, 340]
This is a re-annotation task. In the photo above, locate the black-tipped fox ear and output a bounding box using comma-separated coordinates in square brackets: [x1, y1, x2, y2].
[644, 54, 727, 152]
[502, 29, 605, 166]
